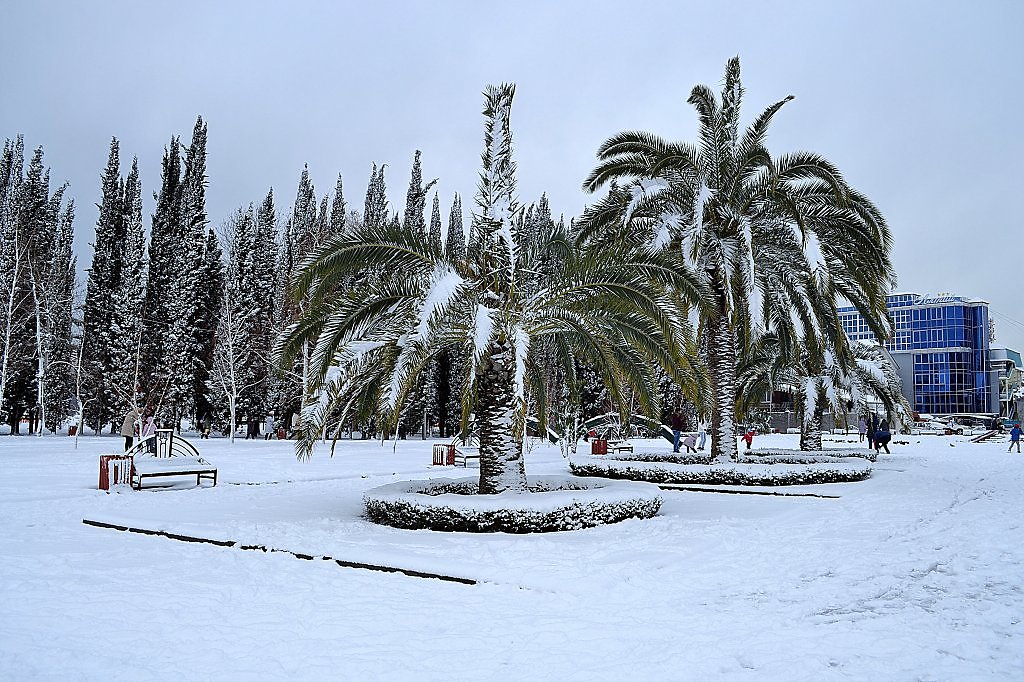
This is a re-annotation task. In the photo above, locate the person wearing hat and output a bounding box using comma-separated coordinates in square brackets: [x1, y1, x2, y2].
[1009, 423, 1022, 453]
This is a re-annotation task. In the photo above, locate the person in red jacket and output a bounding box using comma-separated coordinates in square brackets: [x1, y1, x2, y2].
[741, 429, 755, 450]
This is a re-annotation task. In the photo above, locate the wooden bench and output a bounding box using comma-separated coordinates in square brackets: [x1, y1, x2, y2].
[608, 440, 634, 454]
[125, 429, 217, 491]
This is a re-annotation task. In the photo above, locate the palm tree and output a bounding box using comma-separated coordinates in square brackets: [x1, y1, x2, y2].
[279, 84, 706, 494]
[739, 328, 910, 450]
[580, 57, 895, 462]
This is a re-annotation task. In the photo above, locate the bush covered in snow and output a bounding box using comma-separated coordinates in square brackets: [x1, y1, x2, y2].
[570, 456, 872, 486]
[743, 448, 878, 463]
[363, 475, 663, 533]
[608, 448, 876, 466]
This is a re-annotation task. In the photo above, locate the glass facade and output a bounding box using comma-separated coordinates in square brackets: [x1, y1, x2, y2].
[838, 293, 991, 415]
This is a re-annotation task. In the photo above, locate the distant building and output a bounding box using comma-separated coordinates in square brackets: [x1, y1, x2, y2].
[839, 293, 992, 416]
[990, 347, 1023, 420]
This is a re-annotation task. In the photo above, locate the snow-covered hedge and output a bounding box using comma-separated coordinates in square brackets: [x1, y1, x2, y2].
[363, 475, 663, 533]
[609, 448, 876, 466]
[739, 448, 877, 463]
[569, 456, 872, 486]
[613, 452, 713, 465]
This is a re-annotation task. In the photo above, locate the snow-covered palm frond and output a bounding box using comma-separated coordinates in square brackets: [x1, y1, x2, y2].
[848, 342, 911, 428]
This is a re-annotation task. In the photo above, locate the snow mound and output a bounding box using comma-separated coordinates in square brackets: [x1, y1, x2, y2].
[363, 475, 663, 533]
[570, 455, 872, 486]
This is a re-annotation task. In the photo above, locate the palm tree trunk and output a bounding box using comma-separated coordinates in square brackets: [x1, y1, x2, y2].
[707, 304, 739, 463]
[476, 336, 528, 494]
[800, 410, 824, 451]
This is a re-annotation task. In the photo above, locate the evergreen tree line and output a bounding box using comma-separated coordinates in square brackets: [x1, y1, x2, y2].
[2, 122, 639, 437]
[0, 137, 76, 434]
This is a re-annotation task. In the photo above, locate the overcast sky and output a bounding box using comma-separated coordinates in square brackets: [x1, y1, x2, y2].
[3, 0, 1022, 349]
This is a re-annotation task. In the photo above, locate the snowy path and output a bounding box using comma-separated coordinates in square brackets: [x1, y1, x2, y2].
[1, 434, 1021, 679]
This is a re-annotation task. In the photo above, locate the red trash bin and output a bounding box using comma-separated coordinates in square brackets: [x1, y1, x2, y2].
[432, 443, 457, 465]
[591, 439, 608, 455]
[99, 455, 134, 490]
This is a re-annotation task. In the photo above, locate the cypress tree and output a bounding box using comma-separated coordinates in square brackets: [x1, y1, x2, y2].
[140, 136, 182, 412]
[252, 190, 278, 417]
[108, 157, 146, 421]
[402, 150, 437, 235]
[363, 164, 388, 230]
[273, 167, 319, 423]
[81, 138, 123, 430]
[329, 174, 346, 235]
[194, 226, 224, 426]
[428, 192, 442, 251]
[163, 117, 211, 424]
[445, 193, 464, 259]
[43, 197, 76, 432]
[0, 137, 25, 428]
[443, 192, 466, 436]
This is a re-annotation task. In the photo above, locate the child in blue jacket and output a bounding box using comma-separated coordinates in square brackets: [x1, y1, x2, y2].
[1009, 423, 1022, 453]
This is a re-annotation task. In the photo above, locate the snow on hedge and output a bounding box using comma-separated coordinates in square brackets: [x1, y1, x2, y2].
[363, 475, 663, 533]
[608, 448, 877, 466]
[744, 447, 878, 463]
[570, 455, 872, 486]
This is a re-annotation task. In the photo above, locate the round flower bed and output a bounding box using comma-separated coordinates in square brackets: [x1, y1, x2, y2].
[363, 475, 663, 533]
[570, 452, 872, 486]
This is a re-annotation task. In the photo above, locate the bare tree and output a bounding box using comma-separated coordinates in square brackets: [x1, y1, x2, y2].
[210, 291, 260, 443]
[0, 226, 28, 423]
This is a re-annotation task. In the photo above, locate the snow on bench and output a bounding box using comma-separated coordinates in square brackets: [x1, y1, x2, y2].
[607, 440, 634, 454]
[431, 436, 481, 467]
[126, 429, 217, 491]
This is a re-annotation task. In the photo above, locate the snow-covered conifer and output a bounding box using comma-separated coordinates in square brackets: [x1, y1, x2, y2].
[428, 193, 442, 251]
[140, 136, 183, 413]
[445, 193, 464, 259]
[329, 174, 346, 235]
[107, 157, 146, 421]
[362, 164, 388, 230]
[164, 116, 212, 425]
[80, 138, 123, 430]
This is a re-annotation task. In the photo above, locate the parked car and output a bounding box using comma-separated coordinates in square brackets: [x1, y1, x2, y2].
[906, 419, 953, 435]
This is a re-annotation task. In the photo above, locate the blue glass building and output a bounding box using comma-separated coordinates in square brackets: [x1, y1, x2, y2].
[838, 293, 992, 416]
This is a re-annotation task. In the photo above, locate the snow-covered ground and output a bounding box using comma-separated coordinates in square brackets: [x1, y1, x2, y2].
[1, 432, 1021, 680]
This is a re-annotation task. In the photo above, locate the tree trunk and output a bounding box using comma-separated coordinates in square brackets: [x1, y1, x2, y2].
[800, 409, 824, 451]
[707, 304, 739, 463]
[476, 336, 527, 494]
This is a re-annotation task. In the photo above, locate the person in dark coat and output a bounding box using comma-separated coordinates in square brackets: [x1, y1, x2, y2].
[874, 419, 892, 454]
[868, 414, 878, 450]
[671, 411, 684, 453]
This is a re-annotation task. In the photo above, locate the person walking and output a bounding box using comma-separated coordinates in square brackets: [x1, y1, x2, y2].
[741, 429, 755, 450]
[698, 421, 707, 451]
[264, 414, 275, 441]
[868, 414, 878, 451]
[671, 411, 684, 453]
[875, 420, 892, 454]
[1009, 423, 1022, 453]
[858, 416, 867, 443]
[121, 406, 140, 451]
